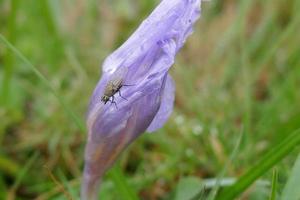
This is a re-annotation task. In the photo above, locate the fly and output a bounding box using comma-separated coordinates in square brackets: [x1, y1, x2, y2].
[101, 67, 131, 108]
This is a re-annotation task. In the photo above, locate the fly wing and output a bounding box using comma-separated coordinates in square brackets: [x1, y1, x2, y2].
[110, 66, 129, 86]
[104, 67, 128, 96]
[111, 78, 123, 88]
[103, 81, 114, 97]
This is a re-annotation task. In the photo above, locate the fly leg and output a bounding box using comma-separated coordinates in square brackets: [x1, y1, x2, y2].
[118, 90, 128, 101]
[110, 95, 118, 109]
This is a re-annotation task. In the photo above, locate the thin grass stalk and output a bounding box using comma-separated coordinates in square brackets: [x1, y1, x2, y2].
[1, 0, 18, 106]
[217, 129, 300, 200]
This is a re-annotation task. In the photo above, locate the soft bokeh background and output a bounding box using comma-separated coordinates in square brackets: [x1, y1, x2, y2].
[1, 0, 300, 199]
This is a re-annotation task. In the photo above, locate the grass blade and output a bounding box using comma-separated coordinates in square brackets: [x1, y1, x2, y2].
[217, 128, 300, 200]
[207, 128, 244, 200]
[269, 169, 278, 200]
[281, 154, 300, 200]
[0, 34, 86, 133]
[0, 154, 20, 177]
[108, 164, 139, 200]
[7, 152, 39, 200]
[1, 0, 19, 105]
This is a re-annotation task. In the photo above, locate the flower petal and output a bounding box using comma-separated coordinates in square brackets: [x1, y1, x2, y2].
[82, 77, 165, 200]
[147, 74, 175, 132]
[82, 0, 202, 199]
[102, 0, 201, 74]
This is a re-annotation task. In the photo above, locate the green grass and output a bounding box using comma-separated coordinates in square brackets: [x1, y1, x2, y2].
[269, 169, 278, 200]
[1, 0, 300, 199]
[281, 154, 300, 200]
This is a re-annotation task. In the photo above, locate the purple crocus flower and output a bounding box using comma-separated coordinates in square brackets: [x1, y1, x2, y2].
[82, 0, 201, 199]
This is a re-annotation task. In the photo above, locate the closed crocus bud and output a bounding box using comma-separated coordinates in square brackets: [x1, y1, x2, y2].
[82, 0, 201, 199]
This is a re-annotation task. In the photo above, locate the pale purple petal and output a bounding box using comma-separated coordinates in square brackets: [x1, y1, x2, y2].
[82, 0, 201, 199]
[82, 76, 165, 200]
[147, 74, 175, 132]
[102, 0, 201, 74]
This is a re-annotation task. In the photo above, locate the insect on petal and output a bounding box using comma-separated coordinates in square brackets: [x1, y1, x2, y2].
[82, 0, 201, 199]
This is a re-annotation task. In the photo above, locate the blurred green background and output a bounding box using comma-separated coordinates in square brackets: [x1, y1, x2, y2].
[1, 0, 300, 199]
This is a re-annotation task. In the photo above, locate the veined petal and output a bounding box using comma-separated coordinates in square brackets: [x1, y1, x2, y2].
[82, 0, 201, 199]
[147, 74, 175, 132]
[102, 0, 201, 74]
[82, 77, 165, 200]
